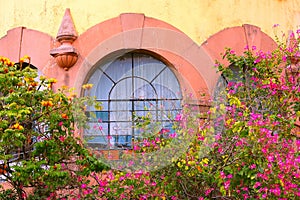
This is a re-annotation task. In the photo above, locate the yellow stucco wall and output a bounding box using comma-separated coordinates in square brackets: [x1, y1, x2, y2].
[1, 0, 300, 45]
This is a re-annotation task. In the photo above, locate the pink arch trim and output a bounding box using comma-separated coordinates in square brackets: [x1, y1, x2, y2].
[73, 13, 214, 101]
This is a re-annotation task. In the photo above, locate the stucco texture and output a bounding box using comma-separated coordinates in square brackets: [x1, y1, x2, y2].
[1, 0, 300, 45]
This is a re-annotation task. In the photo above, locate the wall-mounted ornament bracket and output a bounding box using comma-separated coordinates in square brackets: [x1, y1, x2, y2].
[50, 8, 78, 71]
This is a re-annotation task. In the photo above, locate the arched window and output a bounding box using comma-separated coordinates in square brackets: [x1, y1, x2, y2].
[84, 52, 182, 149]
[213, 65, 242, 102]
[213, 65, 242, 134]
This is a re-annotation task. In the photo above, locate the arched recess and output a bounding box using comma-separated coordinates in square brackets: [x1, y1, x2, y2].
[201, 24, 278, 95]
[72, 13, 215, 105]
[0, 27, 54, 73]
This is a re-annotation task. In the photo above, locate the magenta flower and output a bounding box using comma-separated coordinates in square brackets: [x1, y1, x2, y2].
[169, 133, 177, 138]
[205, 188, 214, 196]
[227, 174, 233, 179]
[224, 180, 231, 190]
[253, 182, 261, 189]
[220, 171, 226, 179]
[250, 164, 256, 169]
[151, 182, 157, 186]
[160, 128, 170, 134]
[175, 113, 182, 121]
[282, 55, 287, 62]
[59, 136, 65, 142]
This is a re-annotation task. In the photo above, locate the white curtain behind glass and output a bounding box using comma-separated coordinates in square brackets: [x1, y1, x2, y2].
[84, 53, 182, 149]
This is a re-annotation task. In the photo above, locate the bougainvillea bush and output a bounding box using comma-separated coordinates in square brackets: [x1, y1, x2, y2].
[79, 30, 300, 199]
[1, 28, 299, 200]
[0, 56, 107, 199]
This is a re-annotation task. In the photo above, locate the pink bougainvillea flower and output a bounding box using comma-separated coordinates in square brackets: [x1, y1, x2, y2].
[253, 182, 261, 189]
[250, 164, 256, 169]
[175, 113, 182, 121]
[59, 136, 65, 142]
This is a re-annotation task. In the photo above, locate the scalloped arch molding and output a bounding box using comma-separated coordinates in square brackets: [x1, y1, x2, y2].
[0, 13, 277, 101]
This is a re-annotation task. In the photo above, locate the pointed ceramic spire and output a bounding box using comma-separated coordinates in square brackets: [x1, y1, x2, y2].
[56, 8, 77, 41]
[50, 8, 78, 71]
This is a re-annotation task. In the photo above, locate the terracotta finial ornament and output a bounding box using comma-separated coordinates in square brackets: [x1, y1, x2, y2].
[50, 8, 78, 71]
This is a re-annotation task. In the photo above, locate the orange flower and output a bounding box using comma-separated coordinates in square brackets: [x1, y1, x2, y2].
[61, 113, 68, 119]
[0, 56, 10, 64]
[19, 57, 25, 63]
[20, 55, 30, 63]
[24, 77, 34, 82]
[12, 123, 24, 131]
[41, 100, 53, 107]
[30, 82, 38, 87]
[196, 165, 202, 172]
[5, 61, 14, 66]
[23, 55, 30, 60]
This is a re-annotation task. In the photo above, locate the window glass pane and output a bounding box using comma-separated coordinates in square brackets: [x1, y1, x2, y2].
[84, 136, 109, 149]
[110, 122, 132, 136]
[100, 101, 109, 110]
[110, 78, 132, 100]
[102, 55, 132, 82]
[95, 74, 114, 99]
[110, 101, 131, 112]
[153, 67, 181, 99]
[159, 100, 181, 110]
[133, 54, 166, 81]
[110, 111, 131, 122]
[230, 65, 243, 82]
[115, 135, 132, 147]
[85, 111, 108, 122]
[95, 111, 109, 122]
[133, 79, 156, 99]
[134, 110, 157, 119]
[213, 75, 227, 101]
[160, 109, 180, 121]
[161, 122, 176, 133]
[213, 65, 242, 101]
[85, 69, 101, 96]
[134, 100, 156, 110]
[85, 69, 114, 100]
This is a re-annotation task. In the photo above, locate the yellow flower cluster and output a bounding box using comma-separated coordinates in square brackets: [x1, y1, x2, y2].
[82, 84, 93, 90]
[176, 157, 209, 173]
[48, 78, 57, 83]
